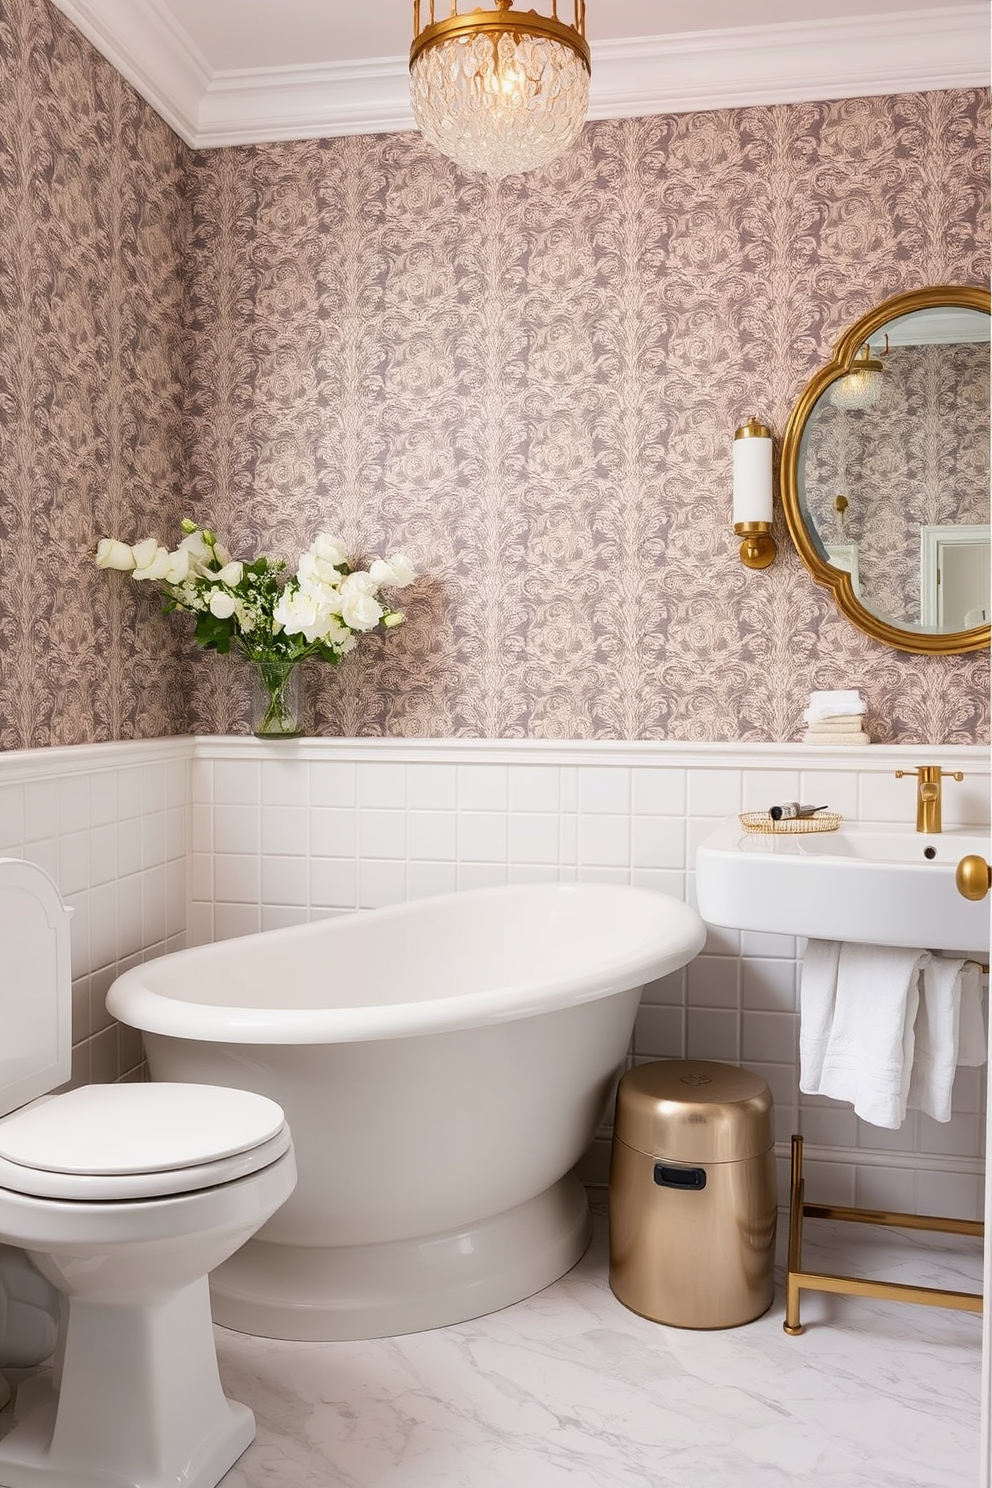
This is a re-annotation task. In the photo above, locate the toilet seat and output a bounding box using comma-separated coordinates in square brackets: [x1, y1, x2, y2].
[0, 1083, 290, 1201]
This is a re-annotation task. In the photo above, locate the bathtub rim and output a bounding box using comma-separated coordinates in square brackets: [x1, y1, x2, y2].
[106, 881, 706, 1045]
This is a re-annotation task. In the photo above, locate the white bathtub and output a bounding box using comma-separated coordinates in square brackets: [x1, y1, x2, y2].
[107, 882, 705, 1341]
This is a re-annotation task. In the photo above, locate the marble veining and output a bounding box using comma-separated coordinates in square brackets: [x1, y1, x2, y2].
[216, 1212, 981, 1488]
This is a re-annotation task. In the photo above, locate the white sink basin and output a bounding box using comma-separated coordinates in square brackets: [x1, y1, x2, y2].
[696, 817, 991, 955]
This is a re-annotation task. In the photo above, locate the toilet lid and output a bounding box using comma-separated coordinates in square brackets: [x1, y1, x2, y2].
[0, 1084, 286, 1176]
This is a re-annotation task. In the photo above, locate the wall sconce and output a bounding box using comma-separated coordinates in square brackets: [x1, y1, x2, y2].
[733, 417, 776, 569]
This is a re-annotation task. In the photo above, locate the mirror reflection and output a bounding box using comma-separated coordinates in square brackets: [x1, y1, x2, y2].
[799, 305, 990, 635]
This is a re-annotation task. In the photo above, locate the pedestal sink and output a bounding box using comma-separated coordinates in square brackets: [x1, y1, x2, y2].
[696, 817, 991, 956]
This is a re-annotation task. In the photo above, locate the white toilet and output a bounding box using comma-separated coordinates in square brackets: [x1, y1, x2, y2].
[0, 857, 298, 1488]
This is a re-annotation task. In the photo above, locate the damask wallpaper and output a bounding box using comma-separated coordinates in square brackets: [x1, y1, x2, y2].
[0, 0, 190, 748]
[1, 0, 989, 745]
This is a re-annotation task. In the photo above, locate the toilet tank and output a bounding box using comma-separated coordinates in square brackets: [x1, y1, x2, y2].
[0, 859, 71, 1118]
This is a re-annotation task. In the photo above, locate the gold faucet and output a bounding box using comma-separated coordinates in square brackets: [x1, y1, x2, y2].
[894, 766, 965, 833]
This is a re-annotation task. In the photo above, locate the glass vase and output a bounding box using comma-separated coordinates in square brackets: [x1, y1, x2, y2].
[250, 659, 303, 738]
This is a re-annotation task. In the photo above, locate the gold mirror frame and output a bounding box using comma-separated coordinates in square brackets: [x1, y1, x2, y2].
[780, 285, 991, 655]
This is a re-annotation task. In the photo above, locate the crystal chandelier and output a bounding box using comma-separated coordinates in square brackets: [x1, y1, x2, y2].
[829, 340, 889, 411]
[410, 2, 591, 179]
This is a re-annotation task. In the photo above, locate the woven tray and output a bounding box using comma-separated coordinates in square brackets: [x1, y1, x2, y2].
[739, 810, 842, 835]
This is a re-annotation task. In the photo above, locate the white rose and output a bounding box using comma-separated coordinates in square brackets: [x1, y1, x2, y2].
[310, 534, 349, 568]
[214, 561, 244, 587]
[208, 590, 238, 619]
[297, 550, 343, 588]
[178, 531, 212, 564]
[95, 538, 137, 571]
[132, 544, 172, 582]
[338, 571, 383, 632]
[274, 585, 332, 643]
[164, 548, 191, 585]
[130, 537, 160, 570]
[369, 554, 416, 589]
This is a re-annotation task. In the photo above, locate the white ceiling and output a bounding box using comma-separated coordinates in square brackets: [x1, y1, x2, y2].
[49, 0, 989, 149]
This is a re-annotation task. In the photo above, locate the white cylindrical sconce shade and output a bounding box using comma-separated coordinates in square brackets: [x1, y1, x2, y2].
[733, 418, 773, 525]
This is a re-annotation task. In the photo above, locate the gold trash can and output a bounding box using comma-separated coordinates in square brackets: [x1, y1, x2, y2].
[609, 1059, 777, 1329]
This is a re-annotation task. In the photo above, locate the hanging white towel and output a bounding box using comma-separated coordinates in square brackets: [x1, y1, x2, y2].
[907, 959, 986, 1122]
[799, 940, 931, 1128]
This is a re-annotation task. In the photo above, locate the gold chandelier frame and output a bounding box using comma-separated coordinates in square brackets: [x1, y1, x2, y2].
[410, 2, 591, 73]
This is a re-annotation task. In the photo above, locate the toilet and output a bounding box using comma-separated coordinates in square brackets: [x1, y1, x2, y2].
[0, 857, 297, 1488]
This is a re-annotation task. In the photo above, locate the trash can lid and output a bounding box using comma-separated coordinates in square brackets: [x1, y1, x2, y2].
[614, 1059, 774, 1163]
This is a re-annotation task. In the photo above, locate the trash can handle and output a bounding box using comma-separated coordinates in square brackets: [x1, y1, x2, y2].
[653, 1163, 707, 1191]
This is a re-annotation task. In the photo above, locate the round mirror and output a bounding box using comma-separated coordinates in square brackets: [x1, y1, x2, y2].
[780, 285, 990, 655]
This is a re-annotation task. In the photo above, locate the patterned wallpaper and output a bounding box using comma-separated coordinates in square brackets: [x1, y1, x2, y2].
[182, 93, 990, 743]
[804, 343, 990, 627]
[1, 0, 989, 746]
[0, 0, 190, 749]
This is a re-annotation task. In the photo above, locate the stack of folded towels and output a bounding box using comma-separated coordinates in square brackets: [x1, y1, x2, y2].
[802, 689, 870, 745]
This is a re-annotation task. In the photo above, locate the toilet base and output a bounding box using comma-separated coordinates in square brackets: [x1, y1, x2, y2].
[0, 1278, 254, 1488]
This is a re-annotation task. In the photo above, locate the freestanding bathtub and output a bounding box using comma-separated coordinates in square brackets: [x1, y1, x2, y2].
[107, 881, 705, 1342]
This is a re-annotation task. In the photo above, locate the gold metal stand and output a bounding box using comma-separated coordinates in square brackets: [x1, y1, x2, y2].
[784, 1134, 983, 1335]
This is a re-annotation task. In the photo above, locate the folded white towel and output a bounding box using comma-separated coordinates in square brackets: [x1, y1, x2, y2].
[804, 714, 866, 732]
[800, 940, 931, 1128]
[908, 959, 986, 1122]
[805, 690, 865, 723]
[803, 729, 871, 745]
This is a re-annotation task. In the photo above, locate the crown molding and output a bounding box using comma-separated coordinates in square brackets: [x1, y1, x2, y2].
[49, 2, 991, 150]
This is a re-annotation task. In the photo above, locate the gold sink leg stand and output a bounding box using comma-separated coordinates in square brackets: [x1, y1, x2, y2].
[783, 1134, 983, 1335]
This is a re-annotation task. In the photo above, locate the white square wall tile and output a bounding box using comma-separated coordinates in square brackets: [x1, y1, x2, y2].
[59, 832, 90, 897]
[358, 762, 406, 809]
[407, 811, 458, 861]
[742, 1009, 797, 1063]
[214, 903, 261, 942]
[214, 855, 260, 904]
[0, 785, 22, 850]
[90, 824, 117, 887]
[261, 759, 309, 807]
[459, 812, 508, 863]
[508, 813, 559, 864]
[117, 819, 143, 878]
[577, 814, 629, 868]
[89, 772, 117, 827]
[141, 811, 166, 870]
[632, 766, 686, 815]
[140, 764, 167, 814]
[359, 859, 407, 908]
[23, 781, 58, 842]
[116, 769, 144, 820]
[310, 807, 357, 858]
[359, 810, 407, 860]
[407, 763, 457, 811]
[742, 958, 797, 1012]
[577, 767, 630, 814]
[631, 816, 684, 870]
[117, 874, 144, 961]
[687, 955, 739, 1009]
[191, 804, 213, 853]
[507, 767, 559, 813]
[457, 765, 508, 811]
[407, 862, 458, 901]
[310, 858, 358, 909]
[261, 805, 308, 856]
[213, 761, 261, 806]
[213, 805, 259, 855]
[686, 769, 742, 819]
[741, 770, 802, 813]
[261, 856, 309, 908]
[58, 776, 89, 834]
[687, 1008, 740, 1062]
[310, 762, 357, 808]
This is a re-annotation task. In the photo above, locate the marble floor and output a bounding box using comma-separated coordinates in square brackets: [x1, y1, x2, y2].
[217, 1208, 983, 1488]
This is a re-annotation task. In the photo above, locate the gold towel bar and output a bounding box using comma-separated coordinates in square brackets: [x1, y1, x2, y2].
[784, 1133, 983, 1335]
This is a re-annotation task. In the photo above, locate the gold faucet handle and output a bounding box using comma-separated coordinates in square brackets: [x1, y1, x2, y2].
[894, 768, 965, 782]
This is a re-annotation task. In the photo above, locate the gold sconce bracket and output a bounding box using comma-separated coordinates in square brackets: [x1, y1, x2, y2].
[734, 522, 777, 570]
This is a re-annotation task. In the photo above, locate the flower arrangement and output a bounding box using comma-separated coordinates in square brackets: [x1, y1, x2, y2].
[96, 522, 416, 735]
